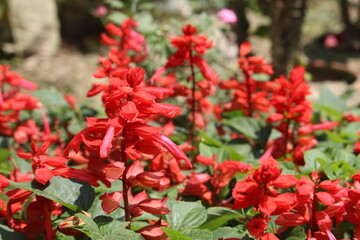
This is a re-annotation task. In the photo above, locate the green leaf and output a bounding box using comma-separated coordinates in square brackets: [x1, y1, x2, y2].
[199, 142, 213, 157]
[314, 87, 346, 121]
[223, 116, 262, 140]
[108, 0, 124, 9]
[10, 176, 95, 211]
[199, 132, 245, 161]
[161, 228, 192, 240]
[342, 122, 360, 138]
[286, 226, 307, 240]
[325, 131, 350, 144]
[166, 200, 207, 230]
[318, 86, 346, 113]
[10, 148, 32, 174]
[334, 149, 356, 164]
[33, 88, 68, 107]
[303, 150, 328, 172]
[182, 229, 213, 240]
[76, 212, 104, 239]
[200, 207, 240, 231]
[212, 227, 245, 240]
[107, 12, 128, 24]
[326, 161, 356, 180]
[0, 149, 9, 161]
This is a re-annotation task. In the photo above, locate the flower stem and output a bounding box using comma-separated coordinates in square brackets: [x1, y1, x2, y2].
[120, 122, 131, 222]
[189, 47, 196, 146]
[283, 118, 291, 158]
[244, 72, 253, 117]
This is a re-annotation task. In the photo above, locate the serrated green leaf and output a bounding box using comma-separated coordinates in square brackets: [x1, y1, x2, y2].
[97, 217, 143, 239]
[199, 132, 245, 161]
[166, 200, 207, 230]
[200, 207, 240, 231]
[223, 116, 262, 140]
[161, 228, 192, 240]
[303, 149, 328, 172]
[10, 176, 95, 211]
[212, 227, 245, 240]
[182, 229, 213, 240]
[76, 212, 104, 239]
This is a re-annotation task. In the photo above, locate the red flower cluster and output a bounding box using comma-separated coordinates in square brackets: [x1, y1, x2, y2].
[220, 42, 274, 117]
[151, 24, 219, 136]
[183, 155, 252, 205]
[64, 66, 191, 239]
[266, 66, 338, 165]
[100, 19, 147, 66]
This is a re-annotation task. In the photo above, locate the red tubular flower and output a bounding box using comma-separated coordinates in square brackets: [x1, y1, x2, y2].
[232, 157, 297, 216]
[246, 217, 268, 238]
[0, 65, 37, 91]
[17, 141, 67, 185]
[183, 173, 213, 204]
[138, 197, 170, 215]
[151, 134, 192, 168]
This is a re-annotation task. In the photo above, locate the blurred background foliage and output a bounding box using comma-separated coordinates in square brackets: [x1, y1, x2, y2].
[0, 0, 359, 103]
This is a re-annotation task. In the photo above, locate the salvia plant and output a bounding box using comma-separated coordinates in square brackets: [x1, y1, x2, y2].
[1, 17, 360, 240]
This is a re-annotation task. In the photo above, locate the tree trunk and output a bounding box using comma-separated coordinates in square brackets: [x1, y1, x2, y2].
[230, 0, 249, 46]
[257, 0, 307, 77]
[339, 0, 360, 41]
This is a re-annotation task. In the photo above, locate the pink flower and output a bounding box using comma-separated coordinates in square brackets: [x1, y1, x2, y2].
[94, 6, 108, 18]
[217, 8, 237, 25]
[323, 34, 339, 48]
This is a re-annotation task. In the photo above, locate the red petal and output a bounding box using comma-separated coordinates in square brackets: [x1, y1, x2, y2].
[239, 42, 251, 56]
[35, 167, 53, 185]
[316, 192, 335, 206]
[152, 134, 192, 168]
[122, 101, 138, 121]
[100, 192, 123, 214]
[100, 126, 115, 158]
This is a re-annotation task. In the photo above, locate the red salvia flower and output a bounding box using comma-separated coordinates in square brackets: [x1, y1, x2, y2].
[232, 157, 297, 216]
